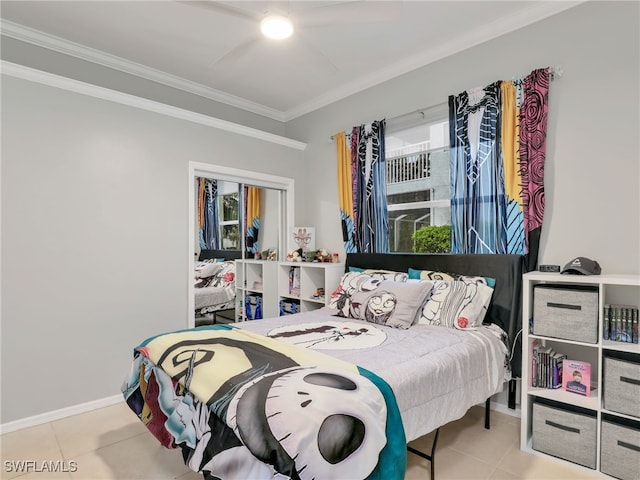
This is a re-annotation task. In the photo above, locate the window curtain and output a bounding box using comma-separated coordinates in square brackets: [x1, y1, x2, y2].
[449, 81, 507, 255]
[245, 186, 260, 255]
[449, 67, 549, 270]
[198, 177, 220, 250]
[352, 120, 389, 253]
[335, 132, 357, 253]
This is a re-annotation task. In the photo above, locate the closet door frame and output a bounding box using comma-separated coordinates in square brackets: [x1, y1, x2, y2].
[188, 161, 294, 327]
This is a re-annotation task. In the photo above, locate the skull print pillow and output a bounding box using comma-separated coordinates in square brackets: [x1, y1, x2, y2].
[348, 280, 434, 329]
[328, 271, 407, 318]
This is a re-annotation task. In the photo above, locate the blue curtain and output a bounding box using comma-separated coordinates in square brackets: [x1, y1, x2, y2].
[198, 178, 220, 250]
[353, 120, 390, 253]
[449, 82, 508, 254]
[448, 68, 549, 270]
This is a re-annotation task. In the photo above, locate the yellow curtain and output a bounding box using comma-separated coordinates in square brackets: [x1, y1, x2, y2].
[197, 178, 205, 229]
[336, 131, 357, 252]
[246, 186, 260, 254]
[501, 81, 521, 204]
[247, 187, 260, 222]
[336, 132, 354, 220]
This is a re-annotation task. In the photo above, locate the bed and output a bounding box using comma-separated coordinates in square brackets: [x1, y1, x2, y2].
[124, 253, 524, 480]
[194, 249, 242, 322]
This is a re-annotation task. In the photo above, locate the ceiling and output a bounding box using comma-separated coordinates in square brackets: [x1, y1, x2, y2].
[0, 1, 581, 121]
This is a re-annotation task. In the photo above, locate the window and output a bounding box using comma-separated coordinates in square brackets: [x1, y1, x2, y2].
[218, 186, 240, 249]
[385, 111, 450, 253]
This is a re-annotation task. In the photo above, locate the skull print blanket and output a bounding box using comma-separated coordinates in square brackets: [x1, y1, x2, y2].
[121, 324, 406, 480]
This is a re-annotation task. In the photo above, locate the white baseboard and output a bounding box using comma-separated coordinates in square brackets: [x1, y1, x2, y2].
[0, 394, 123, 434]
[490, 400, 521, 418]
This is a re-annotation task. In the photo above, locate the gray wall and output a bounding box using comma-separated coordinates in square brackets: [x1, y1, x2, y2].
[1, 76, 303, 423]
[2, 1, 638, 424]
[287, 1, 640, 276]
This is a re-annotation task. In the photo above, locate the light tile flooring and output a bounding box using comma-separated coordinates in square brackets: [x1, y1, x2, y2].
[1, 403, 600, 480]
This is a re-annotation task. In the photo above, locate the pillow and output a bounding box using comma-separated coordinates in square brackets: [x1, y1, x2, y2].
[349, 280, 434, 329]
[417, 279, 494, 329]
[208, 261, 236, 287]
[408, 268, 496, 288]
[361, 269, 408, 282]
[195, 261, 222, 279]
[328, 270, 408, 318]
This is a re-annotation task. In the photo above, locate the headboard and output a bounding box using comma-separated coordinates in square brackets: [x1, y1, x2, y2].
[198, 249, 243, 261]
[345, 253, 525, 378]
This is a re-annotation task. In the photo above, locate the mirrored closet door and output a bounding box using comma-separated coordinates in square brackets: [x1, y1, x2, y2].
[190, 163, 294, 327]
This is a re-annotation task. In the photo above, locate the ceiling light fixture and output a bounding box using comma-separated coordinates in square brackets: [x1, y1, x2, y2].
[260, 15, 294, 40]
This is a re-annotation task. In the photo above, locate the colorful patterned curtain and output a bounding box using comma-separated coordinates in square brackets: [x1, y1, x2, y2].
[517, 68, 550, 271]
[245, 186, 260, 255]
[198, 177, 220, 249]
[353, 120, 389, 253]
[449, 68, 549, 270]
[449, 81, 507, 255]
[335, 132, 357, 253]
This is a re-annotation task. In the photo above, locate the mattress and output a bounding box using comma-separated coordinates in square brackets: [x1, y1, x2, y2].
[237, 307, 509, 441]
[194, 284, 235, 310]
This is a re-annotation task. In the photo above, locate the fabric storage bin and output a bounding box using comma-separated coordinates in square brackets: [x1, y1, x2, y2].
[601, 414, 640, 480]
[603, 353, 640, 418]
[533, 284, 598, 343]
[532, 400, 597, 469]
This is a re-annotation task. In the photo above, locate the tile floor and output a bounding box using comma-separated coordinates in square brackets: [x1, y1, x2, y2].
[1, 403, 600, 480]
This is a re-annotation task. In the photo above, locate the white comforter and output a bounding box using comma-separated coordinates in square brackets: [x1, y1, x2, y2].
[237, 307, 508, 441]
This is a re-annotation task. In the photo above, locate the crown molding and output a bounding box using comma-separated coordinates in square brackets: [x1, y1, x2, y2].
[0, 19, 288, 122]
[283, 1, 585, 121]
[2, 2, 584, 123]
[1, 61, 307, 151]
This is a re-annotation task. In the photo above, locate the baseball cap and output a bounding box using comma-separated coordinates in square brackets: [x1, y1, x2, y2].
[561, 257, 602, 275]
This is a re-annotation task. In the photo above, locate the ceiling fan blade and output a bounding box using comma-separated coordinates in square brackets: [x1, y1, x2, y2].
[208, 36, 262, 69]
[298, 1, 404, 27]
[296, 32, 338, 74]
[178, 1, 263, 21]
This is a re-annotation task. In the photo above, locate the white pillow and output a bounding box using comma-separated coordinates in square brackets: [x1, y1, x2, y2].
[417, 280, 494, 330]
[195, 261, 222, 279]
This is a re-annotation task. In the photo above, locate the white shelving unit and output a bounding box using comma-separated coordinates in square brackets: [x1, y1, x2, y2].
[236, 260, 344, 320]
[277, 261, 344, 315]
[235, 259, 279, 321]
[520, 271, 640, 477]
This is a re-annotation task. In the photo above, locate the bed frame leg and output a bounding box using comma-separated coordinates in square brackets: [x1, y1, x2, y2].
[485, 398, 491, 429]
[508, 378, 516, 409]
[407, 427, 440, 479]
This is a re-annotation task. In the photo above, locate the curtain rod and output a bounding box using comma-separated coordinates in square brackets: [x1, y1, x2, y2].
[330, 65, 562, 142]
[329, 101, 446, 142]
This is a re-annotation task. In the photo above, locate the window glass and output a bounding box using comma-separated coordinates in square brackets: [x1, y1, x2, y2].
[385, 117, 450, 253]
[218, 188, 239, 250]
[219, 192, 239, 222]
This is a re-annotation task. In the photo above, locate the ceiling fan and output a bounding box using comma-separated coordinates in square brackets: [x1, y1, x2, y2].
[180, 1, 403, 72]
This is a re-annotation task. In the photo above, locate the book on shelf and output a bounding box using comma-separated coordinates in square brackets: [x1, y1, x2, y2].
[605, 304, 639, 343]
[562, 359, 592, 397]
[288, 266, 301, 297]
[530, 340, 565, 389]
[603, 304, 610, 340]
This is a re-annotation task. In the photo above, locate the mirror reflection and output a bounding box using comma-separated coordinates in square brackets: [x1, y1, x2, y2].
[194, 176, 286, 325]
